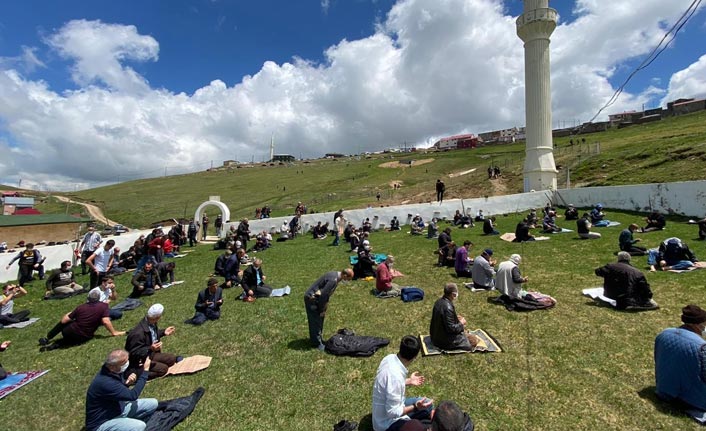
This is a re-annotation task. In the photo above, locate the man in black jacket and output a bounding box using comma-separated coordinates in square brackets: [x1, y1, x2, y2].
[125, 304, 178, 379]
[187, 278, 223, 325]
[129, 261, 162, 298]
[430, 283, 477, 351]
[595, 252, 657, 310]
[241, 258, 272, 299]
[304, 269, 353, 350]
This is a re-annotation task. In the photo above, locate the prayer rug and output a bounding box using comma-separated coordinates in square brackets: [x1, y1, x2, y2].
[552, 228, 573, 234]
[162, 281, 185, 289]
[172, 254, 188, 258]
[0, 370, 49, 399]
[0, 318, 39, 329]
[420, 330, 502, 356]
[349, 253, 388, 265]
[582, 287, 617, 307]
[270, 286, 292, 297]
[111, 298, 143, 312]
[499, 233, 550, 242]
[163, 355, 211, 377]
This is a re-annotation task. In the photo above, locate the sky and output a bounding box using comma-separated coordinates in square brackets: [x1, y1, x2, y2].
[0, 0, 705, 191]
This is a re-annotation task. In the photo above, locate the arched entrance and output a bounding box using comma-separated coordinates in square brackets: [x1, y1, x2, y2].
[194, 198, 231, 239]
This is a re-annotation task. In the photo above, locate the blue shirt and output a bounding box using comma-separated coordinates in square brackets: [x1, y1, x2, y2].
[85, 365, 148, 431]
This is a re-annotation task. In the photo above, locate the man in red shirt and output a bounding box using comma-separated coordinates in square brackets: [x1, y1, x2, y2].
[376, 255, 400, 296]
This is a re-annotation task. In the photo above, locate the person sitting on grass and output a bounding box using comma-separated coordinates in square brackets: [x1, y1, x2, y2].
[91, 276, 123, 320]
[526, 208, 539, 229]
[45, 260, 83, 298]
[224, 248, 245, 288]
[643, 210, 666, 232]
[655, 304, 706, 411]
[376, 255, 401, 297]
[437, 228, 452, 266]
[354, 240, 377, 280]
[214, 249, 232, 277]
[241, 258, 273, 300]
[39, 289, 125, 351]
[697, 214, 706, 240]
[454, 241, 473, 278]
[390, 216, 400, 231]
[513, 217, 535, 242]
[410, 215, 425, 235]
[156, 261, 176, 284]
[430, 283, 478, 351]
[85, 349, 156, 431]
[577, 212, 601, 239]
[125, 304, 179, 380]
[186, 278, 223, 325]
[564, 204, 579, 221]
[471, 249, 496, 290]
[0, 340, 12, 380]
[482, 216, 499, 235]
[541, 211, 561, 233]
[0, 284, 30, 326]
[618, 224, 646, 256]
[371, 335, 433, 431]
[595, 252, 658, 310]
[651, 237, 699, 271]
[590, 203, 608, 226]
[129, 261, 162, 298]
[427, 218, 439, 239]
[496, 254, 529, 300]
[439, 241, 457, 268]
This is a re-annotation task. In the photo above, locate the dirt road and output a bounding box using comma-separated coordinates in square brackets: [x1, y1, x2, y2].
[55, 196, 122, 226]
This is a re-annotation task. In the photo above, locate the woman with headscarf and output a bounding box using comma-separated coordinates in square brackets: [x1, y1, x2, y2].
[496, 254, 528, 299]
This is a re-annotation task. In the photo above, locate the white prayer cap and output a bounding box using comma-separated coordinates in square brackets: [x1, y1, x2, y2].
[363, 240, 370, 245]
[147, 303, 165, 318]
[509, 254, 522, 265]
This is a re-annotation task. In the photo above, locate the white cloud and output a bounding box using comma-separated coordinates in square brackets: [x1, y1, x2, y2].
[45, 19, 158, 93]
[321, 0, 331, 14]
[0, 1, 704, 190]
[661, 53, 706, 103]
[0, 46, 45, 74]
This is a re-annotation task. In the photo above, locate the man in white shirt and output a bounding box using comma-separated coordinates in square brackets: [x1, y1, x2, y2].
[90, 276, 122, 320]
[86, 240, 116, 290]
[372, 335, 433, 431]
[79, 225, 102, 275]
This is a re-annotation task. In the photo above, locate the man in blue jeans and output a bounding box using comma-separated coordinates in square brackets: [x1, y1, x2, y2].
[372, 335, 434, 431]
[85, 349, 156, 431]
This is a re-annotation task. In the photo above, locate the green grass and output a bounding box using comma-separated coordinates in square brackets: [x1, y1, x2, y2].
[2, 209, 706, 430]
[49, 110, 706, 229]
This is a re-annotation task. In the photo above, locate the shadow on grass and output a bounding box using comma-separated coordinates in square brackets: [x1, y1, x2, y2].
[287, 338, 314, 351]
[637, 386, 692, 419]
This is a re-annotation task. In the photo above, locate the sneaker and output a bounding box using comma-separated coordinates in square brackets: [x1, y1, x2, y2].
[38, 337, 49, 346]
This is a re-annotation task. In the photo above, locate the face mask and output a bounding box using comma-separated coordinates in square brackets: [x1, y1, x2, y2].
[119, 361, 129, 374]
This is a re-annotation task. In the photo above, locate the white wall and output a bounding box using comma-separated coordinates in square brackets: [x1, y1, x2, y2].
[556, 180, 706, 217]
[4, 180, 704, 283]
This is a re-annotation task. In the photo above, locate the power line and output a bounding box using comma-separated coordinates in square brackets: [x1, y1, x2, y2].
[585, 0, 703, 125]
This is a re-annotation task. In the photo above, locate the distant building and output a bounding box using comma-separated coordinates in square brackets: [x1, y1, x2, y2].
[271, 154, 295, 163]
[325, 153, 346, 159]
[670, 99, 706, 116]
[432, 133, 479, 150]
[2, 196, 35, 215]
[0, 214, 92, 246]
[223, 160, 239, 167]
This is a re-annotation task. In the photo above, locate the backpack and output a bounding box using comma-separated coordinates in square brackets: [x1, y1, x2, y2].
[401, 287, 425, 302]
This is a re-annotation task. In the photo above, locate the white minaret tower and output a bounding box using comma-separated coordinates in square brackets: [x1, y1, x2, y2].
[269, 133, 274, 162]
[517, 0, 558, 192]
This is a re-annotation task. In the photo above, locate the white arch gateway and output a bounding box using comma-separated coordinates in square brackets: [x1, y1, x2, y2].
[194, 196, 231, 238]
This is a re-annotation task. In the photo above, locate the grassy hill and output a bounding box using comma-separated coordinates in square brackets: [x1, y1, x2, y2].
[2, 209, 706, 430]
[34, 110, 706, 228]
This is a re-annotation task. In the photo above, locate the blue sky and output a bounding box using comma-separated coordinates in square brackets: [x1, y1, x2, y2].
[0, 0, 705, 190]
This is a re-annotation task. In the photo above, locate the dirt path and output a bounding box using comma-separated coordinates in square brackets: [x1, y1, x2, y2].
[55, 196, 122, 226]
[490, 178, 508, 195]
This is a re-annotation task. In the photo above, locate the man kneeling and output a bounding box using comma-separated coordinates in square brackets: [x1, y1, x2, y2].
[125, 304, 179, 379]
[595, 252, 657, 310]
[430, 283, 477, 351]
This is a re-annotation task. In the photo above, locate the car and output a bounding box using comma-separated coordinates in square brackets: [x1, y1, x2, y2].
[112, 224, 129, 234]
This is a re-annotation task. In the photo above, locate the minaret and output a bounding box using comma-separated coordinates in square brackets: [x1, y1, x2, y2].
[269, 133, 274, 162]
[517, 0, 558, 192]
